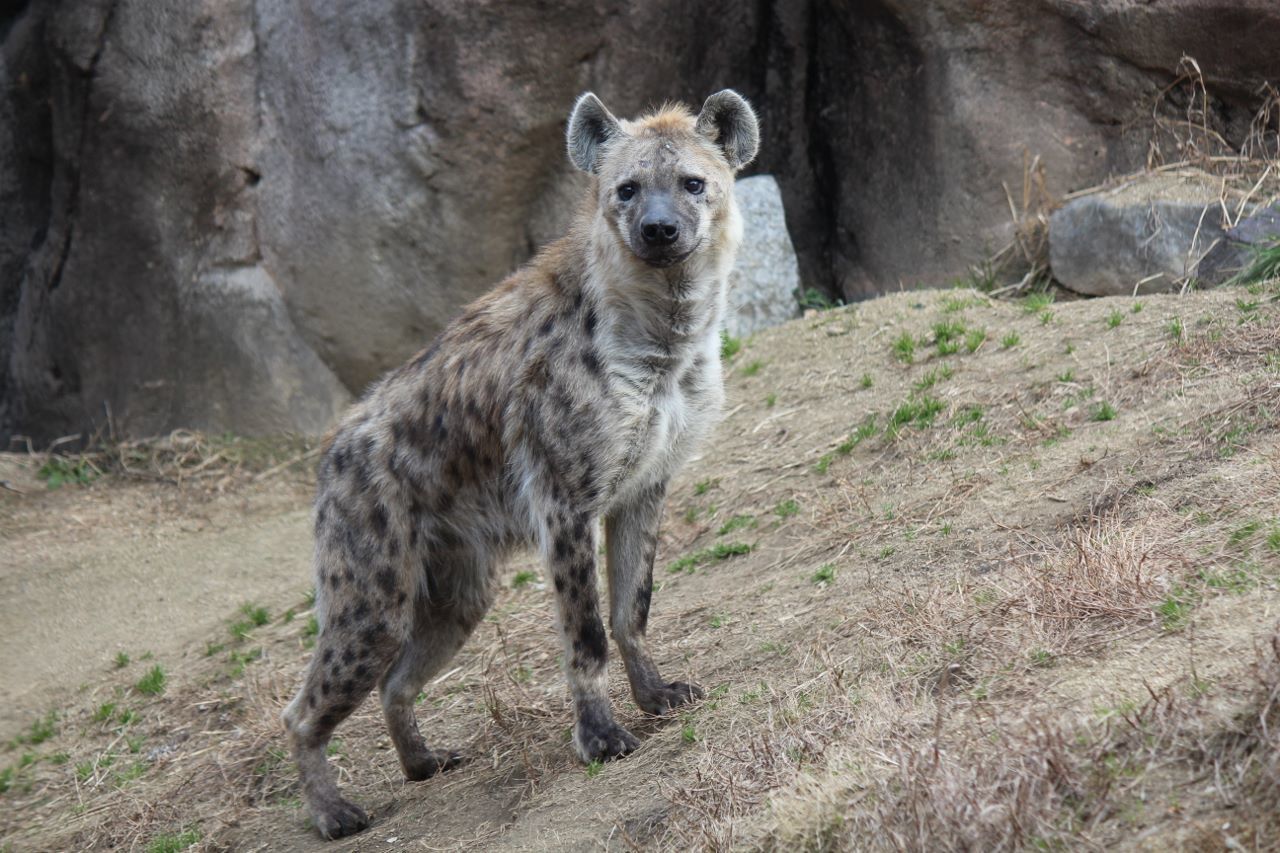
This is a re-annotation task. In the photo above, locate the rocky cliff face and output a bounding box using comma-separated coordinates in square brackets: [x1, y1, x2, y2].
[3, 0, 1277, 440]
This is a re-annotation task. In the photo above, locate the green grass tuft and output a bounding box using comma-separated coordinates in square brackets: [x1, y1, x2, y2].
[1092, 402, 1118, 422]
[720, 330, 742, 360]
[1227, 240, 1280, 287]
[146, 829, 201, 853]
[891, 331, 916, 364]
[717, 515, 756, 536]
[135, 665, 167, 696]
[667, 542, 754, 574]
[774, 499, 800, 519]
[811, 564, 836, 584]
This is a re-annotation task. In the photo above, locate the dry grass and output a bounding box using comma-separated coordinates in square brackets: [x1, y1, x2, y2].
[755, 628, 1280, 853]
[3, 282, 1278, 851]
[5, 429, 321, 493]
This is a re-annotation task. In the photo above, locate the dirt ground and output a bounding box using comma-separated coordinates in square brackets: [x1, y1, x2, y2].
[1, 284, 1278, 852]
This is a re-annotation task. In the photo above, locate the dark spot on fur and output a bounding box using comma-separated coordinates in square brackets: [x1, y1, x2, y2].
[308, 694, 316, 708]
[332, 446, 349, 474]
[360, 620, 387, 647]
[319, 712, 338, 728]
[353, 599, 370, 621]
[581, 349, 602, 375]
[397, 591, 407, 605]
[322, 648, 334, 664]
[537, 316, 555, 337]
[410, 339, 441, 370]
[636, 581, 653, 633]
[376, 567, 397, 596]
[342, 679, 357, 695]
[433, 412, 448, 439]
[321, 680, 331, 696]
[435, 489, 455, 514]
[554, 533, 571, 561]
[577, 619, 607, 662]
[342, 649, 355, 666]
[354, 664, 369, 679]
[583, 305, 597, 337]
[554, 576, 565, 593]
[371, 503, 388, 536]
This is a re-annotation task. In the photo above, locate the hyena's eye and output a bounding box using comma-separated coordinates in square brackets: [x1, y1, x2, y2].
[684, 178, 705, 195]
[617, 182, 637, 202]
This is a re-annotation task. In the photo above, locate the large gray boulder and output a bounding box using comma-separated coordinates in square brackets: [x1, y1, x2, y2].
[726, 176, 801, 338]
[3, 0, 1280, 441]
[1049, 173, 1258, 296]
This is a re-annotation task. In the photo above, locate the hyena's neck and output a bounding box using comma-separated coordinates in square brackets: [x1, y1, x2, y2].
[582, 209, 740, 379]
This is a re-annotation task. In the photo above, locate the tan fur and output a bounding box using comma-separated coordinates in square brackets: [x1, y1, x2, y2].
[282, 90, 758, 840]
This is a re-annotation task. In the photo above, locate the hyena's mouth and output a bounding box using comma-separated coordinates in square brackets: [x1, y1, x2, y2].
[633, 239, 703, 269]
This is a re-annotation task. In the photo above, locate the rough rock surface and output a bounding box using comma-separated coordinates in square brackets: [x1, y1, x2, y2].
[3, 0, 1280, 440]
[726, 176, 800, 338]
[1049, 173, 1258, 296]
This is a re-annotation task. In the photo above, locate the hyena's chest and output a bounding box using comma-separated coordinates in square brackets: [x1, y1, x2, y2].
[602, 342, 723, 498]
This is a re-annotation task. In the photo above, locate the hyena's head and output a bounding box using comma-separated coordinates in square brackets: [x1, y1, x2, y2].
[567, 90, 759, 268]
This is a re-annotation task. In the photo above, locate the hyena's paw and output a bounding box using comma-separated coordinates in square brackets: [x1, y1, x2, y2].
[312, 795, 369, 840]
[401, 747, 467, 782]
[574, 716, 640, 762]
[637, 680, 704, 716]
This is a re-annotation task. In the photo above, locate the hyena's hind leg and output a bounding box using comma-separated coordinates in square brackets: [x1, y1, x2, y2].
[283, 554, 411, 839]
[605, 481, 703, 715]
[380, 566, 493, 781]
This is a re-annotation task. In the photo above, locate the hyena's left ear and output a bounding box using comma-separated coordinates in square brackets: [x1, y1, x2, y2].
[567, 92, 622, 174]
[695, 89, 760, 172]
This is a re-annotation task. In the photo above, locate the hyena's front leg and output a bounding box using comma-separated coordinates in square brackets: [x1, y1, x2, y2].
[605, 482, 704, 715]
[543, 507, 640, 762]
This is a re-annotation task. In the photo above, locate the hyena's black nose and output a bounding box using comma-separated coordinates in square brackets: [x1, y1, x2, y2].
[640, 217, 679, 246]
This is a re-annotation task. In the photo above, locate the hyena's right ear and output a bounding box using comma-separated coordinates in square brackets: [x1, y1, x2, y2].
[567, 93, 621, 174]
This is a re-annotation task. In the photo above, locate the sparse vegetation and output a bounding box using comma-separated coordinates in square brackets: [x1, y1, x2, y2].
[7, 285, 1280, 850]
[774, 499, 800, 519]
[667, 542, 753, 574]
[720, 330, 742, 360]
[146, 829, 200, 853]
[37, 456, 97, 489]
[891, 331, 916, 364]
[135, 666, 166, 696]
[811, 564, 836, 585]
[1092, 401, 1118, 422]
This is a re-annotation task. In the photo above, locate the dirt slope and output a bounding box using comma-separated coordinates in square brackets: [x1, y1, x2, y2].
[1, 284, 1277, 852]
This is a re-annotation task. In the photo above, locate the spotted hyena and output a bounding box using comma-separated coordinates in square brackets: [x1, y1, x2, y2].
[282, 90, 760, 839]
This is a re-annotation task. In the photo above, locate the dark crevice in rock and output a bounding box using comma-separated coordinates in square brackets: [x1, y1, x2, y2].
[48, 0, 119, 294]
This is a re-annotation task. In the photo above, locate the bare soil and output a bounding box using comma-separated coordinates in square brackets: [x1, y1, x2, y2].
[1, 284, 1277, 852]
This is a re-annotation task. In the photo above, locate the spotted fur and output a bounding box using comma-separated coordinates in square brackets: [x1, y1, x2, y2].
[282, 90, 759, 840]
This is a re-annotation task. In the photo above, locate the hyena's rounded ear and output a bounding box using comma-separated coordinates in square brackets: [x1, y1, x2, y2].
[695, 89, 760, 172]
[567, 92, 622, 174]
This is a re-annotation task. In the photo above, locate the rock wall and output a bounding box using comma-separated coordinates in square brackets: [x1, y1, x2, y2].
[3, 0, 1278, 440]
